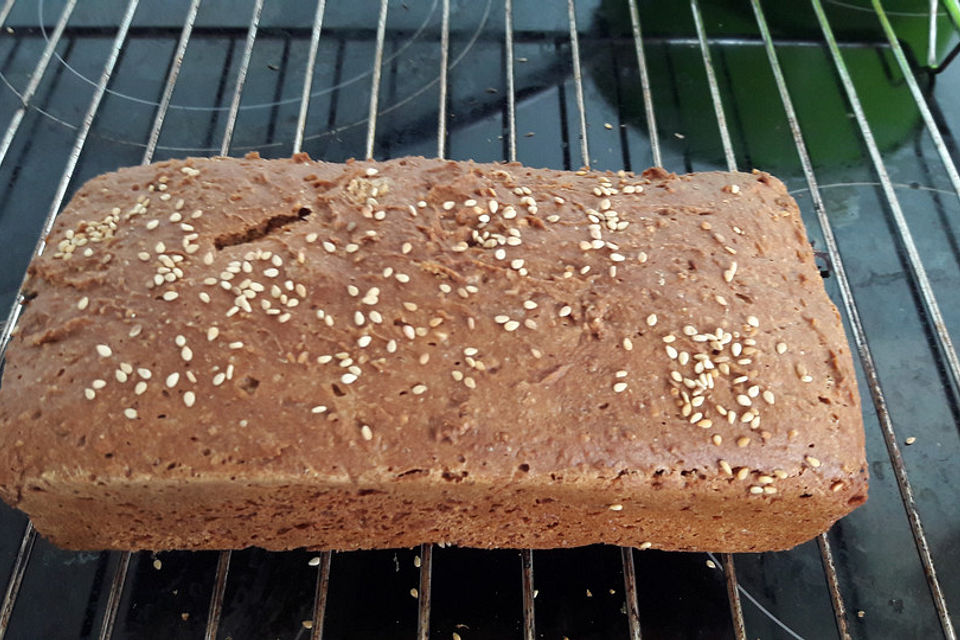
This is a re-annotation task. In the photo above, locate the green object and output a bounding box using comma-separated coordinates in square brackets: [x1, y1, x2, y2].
[587, 0, 957, 170]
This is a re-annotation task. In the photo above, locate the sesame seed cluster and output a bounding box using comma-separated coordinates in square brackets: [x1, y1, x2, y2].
[0, 155, 867, 552]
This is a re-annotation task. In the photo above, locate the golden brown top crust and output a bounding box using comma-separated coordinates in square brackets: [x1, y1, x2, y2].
[0, 155, 864, 501]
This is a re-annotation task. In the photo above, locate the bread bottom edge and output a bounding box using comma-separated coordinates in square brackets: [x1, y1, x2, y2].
[11, 471, 865, 553]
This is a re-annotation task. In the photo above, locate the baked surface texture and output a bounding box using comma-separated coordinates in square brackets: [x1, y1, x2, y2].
[0, 155, 867, 552]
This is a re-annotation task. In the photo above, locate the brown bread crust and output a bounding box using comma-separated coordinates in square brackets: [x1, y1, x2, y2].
[0, 154, 867, 552]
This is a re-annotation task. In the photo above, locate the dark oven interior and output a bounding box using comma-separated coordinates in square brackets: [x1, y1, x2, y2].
[1, 1, 959, 638]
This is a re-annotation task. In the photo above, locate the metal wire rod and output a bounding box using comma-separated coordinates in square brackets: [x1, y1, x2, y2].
[219, 0, 265, 156]
[293, 0, 328, 154]
[364, 0, 389, 160]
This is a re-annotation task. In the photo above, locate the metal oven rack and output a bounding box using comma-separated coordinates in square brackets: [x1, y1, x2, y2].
[0, 1, 958, 638]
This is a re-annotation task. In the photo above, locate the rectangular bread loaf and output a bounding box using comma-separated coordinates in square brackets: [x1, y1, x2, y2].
[0, 154, 867, 552]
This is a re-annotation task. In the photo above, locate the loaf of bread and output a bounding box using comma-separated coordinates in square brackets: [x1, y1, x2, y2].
[0, 154, 866, 552]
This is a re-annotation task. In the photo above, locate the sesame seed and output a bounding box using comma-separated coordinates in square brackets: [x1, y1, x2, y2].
[831, 482, 844, 492]
[749, 486, 764, 495]
[357, 335, 372, 348]
[180, 346, 193, 362]
[340, 372, 359, 385]
[905, 436, 917, 445]
[683, 325, 697, 336]
[357, 424, 374, 441]
[124, 408, 138, 420]
[559, 305, 572, 318]
[746, 315, 759, 327]
[608, 503, 623, 511]
[207, 327, 219, 341]
[735, 394, 752, 407]
[213, 373, 226, 386]
[665, 345, 678, 359]
[115, 369, 128, 383]
[615, 370, 628, 378]
[613, 382, 628, 393]
[719, 460, 732, 475]
[662, 335, 676, 343]
[183, 391, 196, 408]
[737, 436, 751, 447]
[805, 456, 821, 468]
[464, 376, 477, 389]
[494, 315, 510, 324]
[747, 385, 760, 398]
[623, 337, 633, 351]
[395, 273, 411, 283]
[723, 264, 737, 283]
[96, 344, 113, 358]
[311, 405, 327, 414]
[412, 384, 428, 395]
[762, 390, 775, 404]
[523, 300, 538, 310]
[386, 340, 397, 353]
[77, 296, 90, 311]
[776, 342, 788, 355]
[162, 291, 179, 302]
[504, 320, 520, 332]
[84, 388, 95, 400]
[639, 542, 652, 550]
[228, 341, 243, 349]
[646, 313, 657, 327]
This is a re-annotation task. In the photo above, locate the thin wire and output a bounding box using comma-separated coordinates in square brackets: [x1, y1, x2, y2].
[690, 0, 736, 171]
[504, 0, 517, 162]
[566, 0, 589, 168]
[142, 0, 202, 163]
[0, 0, 78, 168]
[0, 0, 15, 27]
[219, 0, 264, 156]
[309, 552, 332, 640]
[437, 0, 449, 158]
[620, 548, 642, 640]
[416, 543, 433, 640]
[203, 551, 232, 640]
[873, 0, 960, 231]
[520, 549, 535, 640]
[706, 552, 806, 640]
[364, 0, 389, 160]
[722, 554, 747, 640]
[755, 2, 954, 638]
[293, 0, 328, 154]
[928, 0, 939, 68]
[0, 523, 36, 640]
[811, 2, 958, 636]
[816, 534, 852, 640]
[626, 0, 660, 167]
[96, 552, 132, 640]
